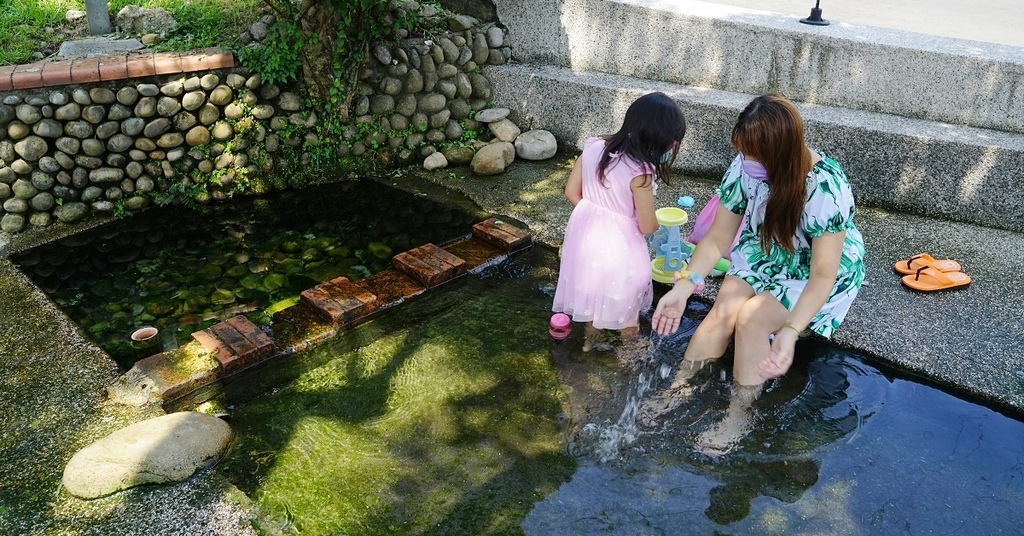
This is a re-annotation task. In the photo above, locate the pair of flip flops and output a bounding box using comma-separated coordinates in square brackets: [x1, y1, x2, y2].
[894, 253, 971, 292]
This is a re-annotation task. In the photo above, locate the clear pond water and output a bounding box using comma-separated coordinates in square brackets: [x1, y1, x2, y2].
[11, 179, 479, 369]
[212, 245, 1024, 535]
[13, 180, 1021, 533]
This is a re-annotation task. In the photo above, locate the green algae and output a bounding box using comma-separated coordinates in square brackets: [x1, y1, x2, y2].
[222, 249, 575, 534]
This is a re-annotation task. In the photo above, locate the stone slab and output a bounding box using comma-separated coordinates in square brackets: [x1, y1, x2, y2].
[487, 63, 1024, 234]
[131, 351, 220, 403]
[58, 37, 144, 58]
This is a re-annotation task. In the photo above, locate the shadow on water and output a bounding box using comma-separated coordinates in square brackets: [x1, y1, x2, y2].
[214, 245, 1024, 534]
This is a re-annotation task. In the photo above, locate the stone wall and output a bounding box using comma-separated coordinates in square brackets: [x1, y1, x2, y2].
[0, 18, 511, 235]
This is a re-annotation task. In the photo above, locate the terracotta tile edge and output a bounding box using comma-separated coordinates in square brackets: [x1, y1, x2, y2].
[69, 57, 101, 84]
[40, 60, 74, 86]
[0, 65, 15, 91]
[0, 47, 237, 91]
[11, 62, 45, 90]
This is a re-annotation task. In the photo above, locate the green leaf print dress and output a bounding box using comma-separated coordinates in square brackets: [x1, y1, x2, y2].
[718, 151, 866, 338]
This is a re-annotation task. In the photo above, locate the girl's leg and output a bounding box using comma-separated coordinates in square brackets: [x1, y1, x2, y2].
[732, 292, 789, 386]
[583, 322, 601, 352]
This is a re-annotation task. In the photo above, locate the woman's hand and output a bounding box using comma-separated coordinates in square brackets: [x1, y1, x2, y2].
[759, 328, 798, 379]
[651, 285, 692, 336]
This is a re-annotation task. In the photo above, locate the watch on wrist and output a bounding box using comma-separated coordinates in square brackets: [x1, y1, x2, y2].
[673, 270, 706, 293]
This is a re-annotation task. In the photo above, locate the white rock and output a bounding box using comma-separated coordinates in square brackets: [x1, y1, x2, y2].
[514, 129, 558, 160]
[423, 151, 448, 170]
[488, 118, 521, 143]
[474, 107, 509, 123]
[62, 412, 234, 499]
[471, 141, 515, 176]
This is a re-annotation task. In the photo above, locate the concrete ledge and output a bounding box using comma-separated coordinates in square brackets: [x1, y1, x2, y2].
[494, 0, 1024, 134]
[486, 63, 1024, 233]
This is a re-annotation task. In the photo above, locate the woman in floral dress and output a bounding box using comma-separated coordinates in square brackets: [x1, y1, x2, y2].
[645, 94, 866, 454]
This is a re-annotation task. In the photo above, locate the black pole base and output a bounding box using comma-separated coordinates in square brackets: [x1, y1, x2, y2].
[799, 7, 830, 26]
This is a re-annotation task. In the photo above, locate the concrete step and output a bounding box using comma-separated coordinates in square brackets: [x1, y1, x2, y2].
[486, 62, 1024, 233]
[494, 0, 1024, 135]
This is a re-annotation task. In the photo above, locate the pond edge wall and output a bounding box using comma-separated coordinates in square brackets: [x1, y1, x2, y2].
[0, 22, 512, 238]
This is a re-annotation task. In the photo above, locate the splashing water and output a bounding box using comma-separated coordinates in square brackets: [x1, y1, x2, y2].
[574, 334, 681, 463]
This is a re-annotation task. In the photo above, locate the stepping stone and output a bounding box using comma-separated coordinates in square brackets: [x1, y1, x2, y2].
[471, 218, 532, 251]
[300, 276, 378, 325]
[191, 315, 274, 375]
[392, 243, 466, 287]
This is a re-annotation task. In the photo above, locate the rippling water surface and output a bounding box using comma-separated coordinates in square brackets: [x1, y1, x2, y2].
[221, 242, 1024, 534]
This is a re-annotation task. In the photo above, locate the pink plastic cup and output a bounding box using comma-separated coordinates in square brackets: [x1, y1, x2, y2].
[549, 313, 571, 340]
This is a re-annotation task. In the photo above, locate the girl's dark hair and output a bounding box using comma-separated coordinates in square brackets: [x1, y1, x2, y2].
[731, 94, 812, 254]
[598, 92, 687, 187]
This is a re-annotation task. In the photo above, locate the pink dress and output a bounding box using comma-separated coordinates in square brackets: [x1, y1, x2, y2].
[552, 138, 654, 330]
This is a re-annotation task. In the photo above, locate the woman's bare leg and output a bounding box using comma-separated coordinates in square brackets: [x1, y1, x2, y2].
[732, 292, 789, 386]
[638, 277, 754, 425]
[681, 276, 755, 364]
[696, 293, 788, 454]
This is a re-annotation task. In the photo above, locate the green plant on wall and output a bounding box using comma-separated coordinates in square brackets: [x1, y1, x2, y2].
[246, 0, 417, 116]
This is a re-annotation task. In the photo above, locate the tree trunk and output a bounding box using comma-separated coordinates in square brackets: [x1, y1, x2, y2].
[298, 2, 338, 105]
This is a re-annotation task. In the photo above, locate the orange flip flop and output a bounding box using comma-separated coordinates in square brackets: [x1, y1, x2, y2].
[893, 253, 962, 275]
[901, 266, 971, 292]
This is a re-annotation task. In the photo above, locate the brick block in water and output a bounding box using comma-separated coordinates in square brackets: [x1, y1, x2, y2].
[471, 218, 532, 251]
[300, 277, 378, 325]
[392, 243, 466, 287]
[191, 315, 274, 375]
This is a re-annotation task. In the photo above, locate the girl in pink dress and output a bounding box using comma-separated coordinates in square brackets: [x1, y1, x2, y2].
[552, 92, 687, 351]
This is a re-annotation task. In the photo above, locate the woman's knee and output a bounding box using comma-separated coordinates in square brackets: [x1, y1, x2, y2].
[735, 294, 786, 334]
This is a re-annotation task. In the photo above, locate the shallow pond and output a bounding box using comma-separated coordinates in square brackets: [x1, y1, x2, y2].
[11, 180, 479, 369]
[215, 246, 1024, 534]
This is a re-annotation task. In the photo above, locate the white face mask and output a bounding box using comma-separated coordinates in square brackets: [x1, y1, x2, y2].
[658, 150, 672, 164]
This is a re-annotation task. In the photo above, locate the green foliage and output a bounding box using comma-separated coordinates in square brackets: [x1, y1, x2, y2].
[111, 200, 132, 220]
[332, 0, 419, 86]
[236, 18, 306, 85]
[145, 0, 260, 51]
[0, 0, 77, 65]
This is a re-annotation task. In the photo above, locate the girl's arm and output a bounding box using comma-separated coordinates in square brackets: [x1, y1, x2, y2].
[652, 202, 743, 335]
[565, 157, 584, 206]
[630, 174, 658, 235]
[759, 230, 845, 379]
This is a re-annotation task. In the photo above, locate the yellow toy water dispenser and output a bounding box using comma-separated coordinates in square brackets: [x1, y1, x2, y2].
[650, 198, 693, 284]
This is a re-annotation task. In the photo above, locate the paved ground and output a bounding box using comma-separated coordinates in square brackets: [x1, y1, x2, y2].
[704, 0, 1024, 47]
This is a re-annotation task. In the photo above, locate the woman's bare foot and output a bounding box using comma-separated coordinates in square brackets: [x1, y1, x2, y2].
[637, 359, 708, 427]
[696, 383, 762, 456]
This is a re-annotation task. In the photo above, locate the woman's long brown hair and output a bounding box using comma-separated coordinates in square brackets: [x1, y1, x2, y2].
[731, 94, 812, 254]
